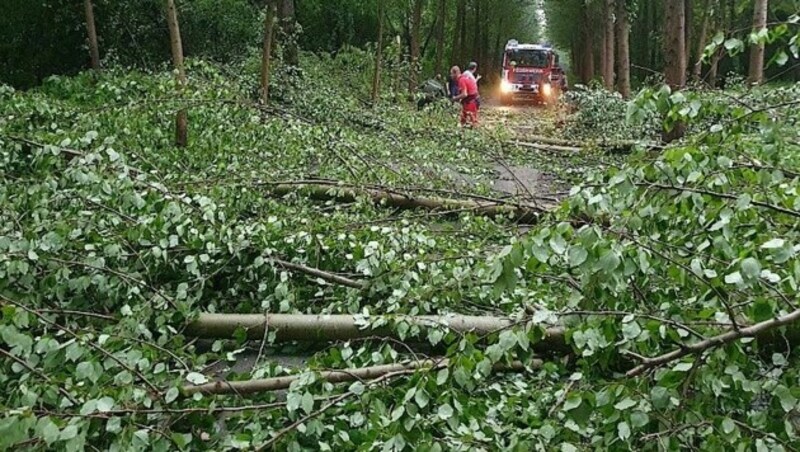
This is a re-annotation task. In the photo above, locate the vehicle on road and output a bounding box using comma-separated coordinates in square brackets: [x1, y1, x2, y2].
[499, 40, 567, 105]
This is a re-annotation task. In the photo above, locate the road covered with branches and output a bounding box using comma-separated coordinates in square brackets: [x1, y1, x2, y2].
[2, 50, 800, 450]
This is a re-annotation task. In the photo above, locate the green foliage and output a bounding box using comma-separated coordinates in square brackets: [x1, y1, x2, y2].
[2, 31, 800, 452]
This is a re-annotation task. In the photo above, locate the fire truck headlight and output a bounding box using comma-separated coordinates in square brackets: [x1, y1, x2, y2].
[500, 80, 513, 94]
[542, 83, 553, 97]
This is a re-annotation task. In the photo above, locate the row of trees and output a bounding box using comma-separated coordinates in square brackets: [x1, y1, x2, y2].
[545, 0, 798, 98]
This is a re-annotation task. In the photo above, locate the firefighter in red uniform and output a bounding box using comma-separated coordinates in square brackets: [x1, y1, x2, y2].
[454, 62, 480, 127]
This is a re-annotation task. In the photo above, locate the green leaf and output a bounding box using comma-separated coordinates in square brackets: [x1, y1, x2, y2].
[437, 403, 454, 420]
[185, 372, 207, 385]
[741, 258, 761, 280]
[613, 397, 637, 411]
[721, 417, 736, 434]
[775, 385, 797, 413]
[96, 397, 115, 413]
[165, 387, 180, 403]
[563, 394, 582, 411]
[349, 381, 365, 395]
[301, 392, 314, 414]
[568, 246, 588, 267]
[617, 421, 631, 441]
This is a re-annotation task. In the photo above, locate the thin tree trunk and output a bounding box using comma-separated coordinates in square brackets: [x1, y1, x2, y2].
[602, 0, 616, 90]
[664, 0, 687, 142]
[472, 0, 481, 65]
[166, 0, 188, 148]
[433, 0, 447, 77]
[372, 0, 384, 103]
[452, 0, 465, 66]
[685, 0, 694, 73]
[748, 0, 769, 85]
[186, 313, 568, 352]
[184, 358, 542, 396]
[580, 8, 595, 84]
[279, 0, 299, 67]
[409, 0, 423, 91]
[664, 0, 687, 88]
[83, 0, 101, 70]
[615, 0, 631, 98]
[260, 1, 277, 104]
[693, 0, 712, 82]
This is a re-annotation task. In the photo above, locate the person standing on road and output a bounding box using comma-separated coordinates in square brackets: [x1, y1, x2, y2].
[454, 62, 480, 127]
[447, 66, 461, 99]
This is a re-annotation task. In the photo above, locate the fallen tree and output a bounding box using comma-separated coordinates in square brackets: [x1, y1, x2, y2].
[185, 313, 567, 352]
[511, 135, 663, 154]
[183, 357, 542, 396]
[261, 181, 545, 223]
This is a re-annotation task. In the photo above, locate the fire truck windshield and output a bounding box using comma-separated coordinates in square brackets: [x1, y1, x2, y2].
[506, 49, 549, 68]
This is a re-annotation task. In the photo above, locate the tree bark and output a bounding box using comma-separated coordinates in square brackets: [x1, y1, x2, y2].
[452, 0, 465, 66]
[183, 358, 541, 396]
[615, 0, 631, 98]
[372, 0, 384, 103]
[83, 0, 101, 70]
[260, 1, 277, 104]
[748, 0, 769, 85]
[279, 0, 299, 67]
[185, 313, 568, 352]
[409, 0, 423, 91]
[664, 0, 686, 142]
[264, 180, 547, 223]
[692, 0, 712, 82]
[166, 0, 188, 148]
[664, 0, 687, 89]
[580, 7, 595, 84]
[685, 0, 694, 73]
[433, 0, 447, 77]
[602, 0, 616, 90]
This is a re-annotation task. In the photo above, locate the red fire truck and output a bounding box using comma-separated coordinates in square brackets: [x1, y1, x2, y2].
[499, 40, 567, 105]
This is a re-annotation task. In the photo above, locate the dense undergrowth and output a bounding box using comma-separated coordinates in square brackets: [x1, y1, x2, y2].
[1, 51, 800, 451]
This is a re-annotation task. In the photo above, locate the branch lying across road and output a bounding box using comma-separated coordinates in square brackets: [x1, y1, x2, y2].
[185, 313, 568, 352]
[626, 306, 800, 377]
[511, 135, 663, 154]
[259, 180, 547, 224]
[183, 357, 541, 396]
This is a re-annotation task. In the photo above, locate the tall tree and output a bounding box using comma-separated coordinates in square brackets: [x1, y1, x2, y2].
[260, 0, 277, 104]
[452, 0, 465, 66]
[409, 0, 423, 91]
[748, 0, 769, 85]
[664, 0, 687, 89]
[279, 0, 299, 67]
[166, 0, 188, 148]
[685, 0, 694, 72]
[602, 0, 616, 90]
[693, 0, 713, 81]
[615, 0, 631, 98]
[580, 7, 595, 84]
[433, 0, 447, 77]
[372, 0, 384, 103]
[83, 0, 100, 70]
[664, 0, 686, 141]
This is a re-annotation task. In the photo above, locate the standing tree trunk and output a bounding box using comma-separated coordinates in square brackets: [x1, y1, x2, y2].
[260, 0, 277, 104]
[693, 0, 712, 82]
[83, 0, 101, 70]
[166, 0, 188, 148]
[409, 0, 423, 92]
[615, 0, 631, 98]
[602, 0, 616, 90]
[472, 0, 481, 65]
[433, 0, 447, 78]
[580, 8, 595, 84]
[279, 0, 299, 67]
[452, 0, 465, 66]
[748, 0, 769, 85]
[664, 0, 687, 142]
[685, 0, 694, 73]
[372, 0, 384, 103]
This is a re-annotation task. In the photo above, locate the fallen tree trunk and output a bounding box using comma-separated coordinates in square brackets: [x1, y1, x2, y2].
[512, 136, 663, 154]
[185, 313, 567, 352]
[264, 181, 545, 223]
[183, 357, 542, 396]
